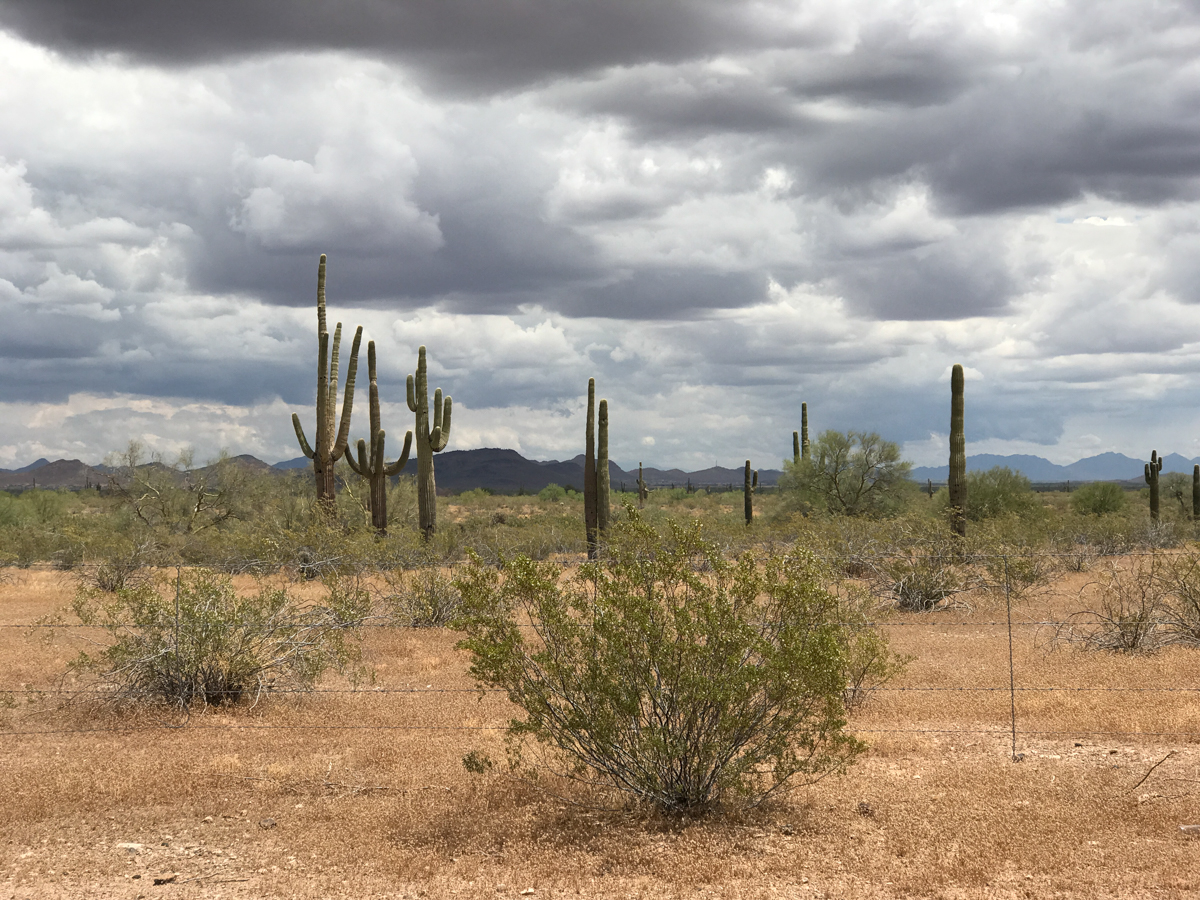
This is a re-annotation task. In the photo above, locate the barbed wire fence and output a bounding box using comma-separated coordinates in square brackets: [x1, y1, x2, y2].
[1, 550, 1199, 760]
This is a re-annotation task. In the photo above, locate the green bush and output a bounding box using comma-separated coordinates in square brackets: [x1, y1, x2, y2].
[455, 512, 881, 813]
[70, 568, 368, 708]
[963, 467, 1039, 520]
[537, 483, 566, 502]
[1070, 482, 1127, 516]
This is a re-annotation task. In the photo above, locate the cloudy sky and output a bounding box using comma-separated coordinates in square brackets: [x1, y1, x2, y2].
[2, 0, 1199, 471]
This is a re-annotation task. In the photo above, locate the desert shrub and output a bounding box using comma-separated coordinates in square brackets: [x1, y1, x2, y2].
[537, 484, 566, 502]
[1158, 549, 1200, 645]
[881, 551, 968, 611]
[1070, 482, 1127, 516]
[70, 568, 368, 707]
[1053, 557, 1167, 653]
[981, 549, 1059, 603]
[385, 566, 462, 627]
[81, 537, 157, 592]
[1161, 472, 1194, 519]
[455, 513, 879, 813]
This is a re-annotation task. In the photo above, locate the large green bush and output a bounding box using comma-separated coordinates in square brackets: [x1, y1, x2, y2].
[1069, 482, 1127, 516]
[455, 512, 887, 813]
[963, 467, 1040, 520]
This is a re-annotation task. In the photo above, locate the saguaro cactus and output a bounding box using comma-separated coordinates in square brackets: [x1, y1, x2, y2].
[1193, 465, 1199, 521]
[638, 462, 649, 509]
[583, 380, 611, 558]
[948, 364, 967, 536]
[584, 379, 598, 558]
[1145, 450, 1163, 521]
[801, 402, 810, 460]
[744, 461, 758, 525]
[292, 254, 362, 512]
[793, 432, 801, 465]
[346, 341, 412, 535]
[598, 399, 611, 539]
[407, 346, 451, 540]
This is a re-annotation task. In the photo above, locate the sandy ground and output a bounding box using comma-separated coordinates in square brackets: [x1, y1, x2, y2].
[2, 566, 1199, 899]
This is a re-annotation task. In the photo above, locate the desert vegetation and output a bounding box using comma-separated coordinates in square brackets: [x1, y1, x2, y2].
[3, 267, 1199, 896]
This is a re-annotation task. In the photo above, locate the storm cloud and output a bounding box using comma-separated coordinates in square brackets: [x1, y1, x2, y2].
[2, 1, 1200, 469]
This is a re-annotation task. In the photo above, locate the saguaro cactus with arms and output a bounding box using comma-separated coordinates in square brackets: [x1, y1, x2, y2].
[291, 254, 362, 513]
[346, 341, 412, 535]
[407, 346, 452, 540]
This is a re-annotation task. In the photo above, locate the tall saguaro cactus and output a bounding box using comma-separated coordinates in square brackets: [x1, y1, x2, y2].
[744, 460, 758, 525]
[801, 402, 810, 460]
[407, 346, 451, 540]
[584, 379, 597, 558]
[292, 254, 362, 512]
[1193, 465, 1199, 521]
[346, 341, 412, 535]
[948, 364, 967, 536]
[1145, 450, 1163, 521]
[638, 462, 649, 509]
[597, 399, 611, 539]
[583, 379, 611, 559]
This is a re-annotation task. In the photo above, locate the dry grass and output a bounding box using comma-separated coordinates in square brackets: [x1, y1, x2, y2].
[3, 564, 1200, 899]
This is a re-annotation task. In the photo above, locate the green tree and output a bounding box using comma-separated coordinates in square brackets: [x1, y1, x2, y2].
[781, 430, 913, 517]
[455, 512, 882, 813]
[962, 467, 1039, 520]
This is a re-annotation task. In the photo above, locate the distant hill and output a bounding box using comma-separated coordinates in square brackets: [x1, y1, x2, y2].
[275, 449, 780, 493]
[5, 447, 1191, 494]
[0, 459, 105, 491]
[911, 451, 1200, 483]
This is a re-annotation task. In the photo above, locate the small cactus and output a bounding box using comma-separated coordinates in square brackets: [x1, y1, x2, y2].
[292, 254, 362, 513]
[744, 460, 758, 526]
[407, 346, 451, 540]
[346, 341, 412, 535]
[948, 365, 967, 536]
[1145, 450, 1163, 521]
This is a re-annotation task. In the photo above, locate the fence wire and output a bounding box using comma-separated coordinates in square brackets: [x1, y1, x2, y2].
[3, 550, 1200, 755]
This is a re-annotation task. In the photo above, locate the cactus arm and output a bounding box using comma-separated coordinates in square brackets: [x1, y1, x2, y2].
[384, 431, 413, 476]
[1145, 463, 1152, 483]
[432, 388, 443, 436]
[332, 326, 363, 459]
[292, 414, 315, 459]
[793, 432, 800, 465]
[346, 439, 367, 477]
[430, 396, 452, 452]
[367, 342, 380, 439]
[314, 330, 330, 454]
[406, 374, 417, 413]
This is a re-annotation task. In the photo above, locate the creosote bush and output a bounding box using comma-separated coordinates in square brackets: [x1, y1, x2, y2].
[1069, 482, 1127, 516]
[70, 568, 368, 708]
[455, 510, 885, 814]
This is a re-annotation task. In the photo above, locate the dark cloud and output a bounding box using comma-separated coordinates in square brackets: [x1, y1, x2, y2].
[0, 0, 794, 94]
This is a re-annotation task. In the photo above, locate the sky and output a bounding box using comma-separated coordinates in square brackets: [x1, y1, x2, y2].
[1, 0, 1200, 471]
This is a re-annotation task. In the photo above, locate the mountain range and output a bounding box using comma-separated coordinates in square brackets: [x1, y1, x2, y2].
[2, 448, 1194, 493]
[910, 451, 1200, 484]
[0, 449, 781, 494]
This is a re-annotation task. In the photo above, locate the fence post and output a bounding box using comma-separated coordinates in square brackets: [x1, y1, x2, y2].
[1004, 555, 1017, 761]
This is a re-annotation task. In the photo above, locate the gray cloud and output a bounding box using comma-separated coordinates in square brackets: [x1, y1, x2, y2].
[3, 4, 1200, 468]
